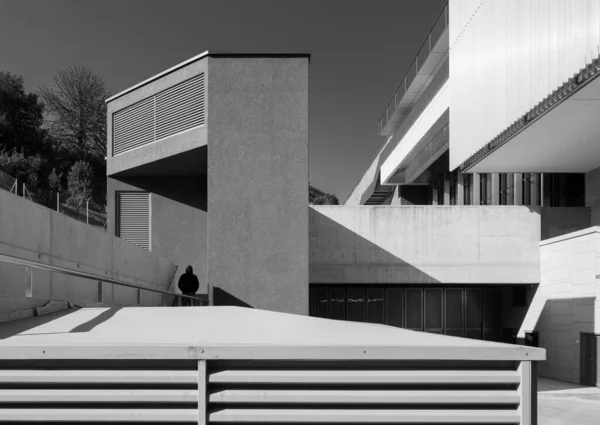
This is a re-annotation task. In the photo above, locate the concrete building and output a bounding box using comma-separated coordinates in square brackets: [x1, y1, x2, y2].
[105, 52, 309, 315]
[337, 0, 600, 386]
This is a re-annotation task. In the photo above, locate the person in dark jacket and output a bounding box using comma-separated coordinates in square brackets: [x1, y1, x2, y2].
[178, 265, 200, 306]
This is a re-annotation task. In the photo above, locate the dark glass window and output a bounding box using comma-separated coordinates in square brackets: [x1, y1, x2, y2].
[425, 289, 443, 332]
[445, 288, 463, 336]
[329, 287, 345, 320]
[367, 288, 385, 324]
[386, 288, 404, 328]
[313, 287, 329, 319]
[346, 288, 366, 323]
[405, 289, 423, 330]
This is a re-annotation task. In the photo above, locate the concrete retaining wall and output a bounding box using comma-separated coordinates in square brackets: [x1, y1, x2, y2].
[0, 189, 177, 318]
[519, 227, 600, 384]
[310, 205, 541, 284]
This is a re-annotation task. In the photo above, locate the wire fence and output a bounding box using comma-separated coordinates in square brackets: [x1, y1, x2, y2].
[0, 168, 107, 230]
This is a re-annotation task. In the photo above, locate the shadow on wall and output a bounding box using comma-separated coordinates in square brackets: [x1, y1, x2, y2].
[212, 287, 254, 308]
[526, 297, 595, 385]
[539, 207, 591, 241]
[118, 174, 207, 211]
[309, 208, 440, 284]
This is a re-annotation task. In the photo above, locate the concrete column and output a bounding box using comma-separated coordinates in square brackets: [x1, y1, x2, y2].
[432, 187, 438, 205]
[514, 173, 523, 205]
[531, 173, 540, 206]
[472, 173, 481, 205]
[491, 173, 500, 205]
[506, 173, 514, 205]
[541, 173, 551, 207]
[457, 173, 465, 205]
[443, 173, 450, 205]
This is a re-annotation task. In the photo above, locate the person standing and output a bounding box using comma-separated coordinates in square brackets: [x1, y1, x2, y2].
[177, 265, 200, 306]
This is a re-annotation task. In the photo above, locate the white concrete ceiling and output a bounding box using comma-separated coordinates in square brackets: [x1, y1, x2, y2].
[469, 75, 600, 173]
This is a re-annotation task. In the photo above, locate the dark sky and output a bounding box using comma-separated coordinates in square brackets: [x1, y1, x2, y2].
[0, 0, 445, 201]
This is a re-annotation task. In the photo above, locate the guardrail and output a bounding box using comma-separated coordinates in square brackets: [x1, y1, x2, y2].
[377, 2, 448, 135]
[0, 252, 208, 307]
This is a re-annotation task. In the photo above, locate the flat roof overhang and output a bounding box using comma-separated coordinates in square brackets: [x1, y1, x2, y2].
[0, 306, 545, 361]
[459, 59, 600, 173]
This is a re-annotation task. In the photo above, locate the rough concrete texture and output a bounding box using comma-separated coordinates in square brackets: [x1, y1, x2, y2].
[207, 56, 309, 314]
[586, 166, 600, 225]
[310, 205, 541, 284]
[0, 189, 175, 314]
[538, 378, 600, 425]
[107, 176, 208, 294]
[520, 227, 600, 384]
[106, 58, 207, 175]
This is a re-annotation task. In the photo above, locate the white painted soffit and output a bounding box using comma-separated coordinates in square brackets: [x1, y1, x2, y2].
[380, 80, 450, 184]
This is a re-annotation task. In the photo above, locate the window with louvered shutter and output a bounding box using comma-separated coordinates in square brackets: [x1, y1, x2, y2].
[112, 73, 205, 156]
[116, 192, 150, 250]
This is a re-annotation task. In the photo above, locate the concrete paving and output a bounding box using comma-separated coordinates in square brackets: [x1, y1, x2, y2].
[538, 377, 600, 425]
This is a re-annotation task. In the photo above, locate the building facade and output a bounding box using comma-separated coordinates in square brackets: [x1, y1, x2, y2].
[335, 0, 600, 385]
[104, 1, 600, 387]
[105, 53, 309, 315]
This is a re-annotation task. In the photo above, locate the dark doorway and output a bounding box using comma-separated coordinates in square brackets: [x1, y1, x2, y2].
[580, 332, 597, 386]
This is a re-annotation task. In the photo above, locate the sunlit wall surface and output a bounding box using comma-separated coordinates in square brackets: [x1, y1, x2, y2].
[449, 0, 600, 170]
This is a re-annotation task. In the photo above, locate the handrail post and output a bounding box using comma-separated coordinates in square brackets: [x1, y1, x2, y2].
[56, 192, 60, 212]
[86, 200, 89, 224]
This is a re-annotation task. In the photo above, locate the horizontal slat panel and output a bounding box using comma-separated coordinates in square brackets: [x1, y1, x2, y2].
[0, 409, 196, 422]
[0, 389, 197, 403]
[209, 409, 520, 423]
[117, 192, 150, 250]
[208, 369, 520, 384]
[209, 389, 519, 404]
[155, 74, 205, 140]
[113, 97, 154, 156]
[112, 73, 205, 156]
[0, 369, 197, 384]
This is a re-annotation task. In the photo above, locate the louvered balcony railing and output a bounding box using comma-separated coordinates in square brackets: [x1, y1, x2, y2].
[112, 73, 205, 156]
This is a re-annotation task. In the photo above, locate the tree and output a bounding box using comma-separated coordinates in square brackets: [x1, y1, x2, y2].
[312, 193, 340, 205]
[0, 71, 47, 156]
[40, 66, 109, 162]
[66, 160, 94, 211]
[48, 168, 63, 193]
[0, 148, 46, 188]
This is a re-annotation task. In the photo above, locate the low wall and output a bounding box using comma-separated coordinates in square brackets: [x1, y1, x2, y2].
[519, 227, 600, 384]
[310, 205, 541, 284]
[0, 189, 177, 318]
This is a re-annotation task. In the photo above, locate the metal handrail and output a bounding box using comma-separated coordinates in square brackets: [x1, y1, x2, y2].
[0, 252, 207, 303]
[377, 2, 449, 133]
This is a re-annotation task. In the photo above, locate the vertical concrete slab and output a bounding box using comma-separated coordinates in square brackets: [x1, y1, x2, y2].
[456, 173, 464, 205]
[491, 173, 500, 205]
[472, 173, 481, 205]
[443, 173, 450, 205]
[514, 173, 523, 205]
[585, 166, 600, 225]
[207, 56, 309, 314]
[531, 174, 541, 206]
[432, 187, 438, 205]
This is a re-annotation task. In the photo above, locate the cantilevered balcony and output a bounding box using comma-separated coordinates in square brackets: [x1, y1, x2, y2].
[377, 3, 448, 137]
